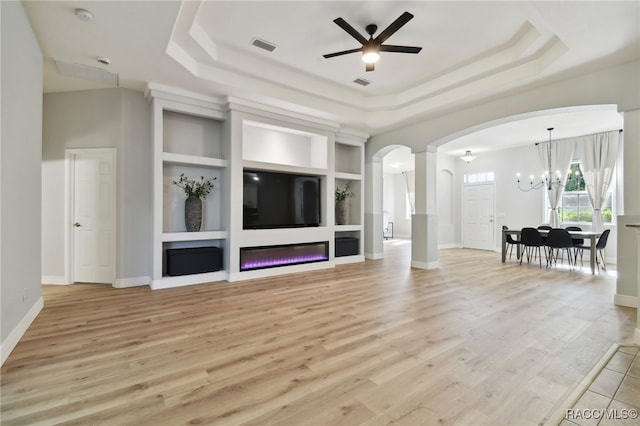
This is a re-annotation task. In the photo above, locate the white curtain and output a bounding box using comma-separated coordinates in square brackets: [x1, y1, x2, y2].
[402, 171, 415, 215]
[574, 130, 620, 232]
[537, 138, 575, 227]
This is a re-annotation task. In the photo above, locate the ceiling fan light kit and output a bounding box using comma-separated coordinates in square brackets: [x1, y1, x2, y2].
[323, 11, 422, 72]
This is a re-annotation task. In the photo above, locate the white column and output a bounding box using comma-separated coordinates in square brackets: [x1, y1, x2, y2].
[635, 227, 640, 345]
[364, 155, 384, 259]
[412, 148, 439, 269]
[615, 109, 640, 314]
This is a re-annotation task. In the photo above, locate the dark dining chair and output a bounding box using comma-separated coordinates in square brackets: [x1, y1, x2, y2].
[520, 227, 546, 268]
[574, 229, 610, 272]
[565, 226, 584, 246]
[502, 225, 523, 260]
[565, 226, 584, 261]
[537, 225, 552, 243]
[546, 228, 574, 270]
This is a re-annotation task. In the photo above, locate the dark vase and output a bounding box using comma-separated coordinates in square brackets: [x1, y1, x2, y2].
[184, 195, 202, 232]
[335, 200, 349, 225]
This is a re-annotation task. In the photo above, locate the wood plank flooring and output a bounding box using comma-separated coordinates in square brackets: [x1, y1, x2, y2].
[1, 241, 637, 425]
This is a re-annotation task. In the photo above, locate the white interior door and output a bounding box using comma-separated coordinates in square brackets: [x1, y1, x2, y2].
[72, 149, 115, 284]
[463, 183, 495, 250]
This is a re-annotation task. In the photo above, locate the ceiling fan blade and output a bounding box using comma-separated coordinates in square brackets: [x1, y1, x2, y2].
[374, 12, 414, 44]
[323, 48, 363, 59]
[379, 45, 422, 54]
[333, 17, 368, 45]
[366, 62, 375, 72]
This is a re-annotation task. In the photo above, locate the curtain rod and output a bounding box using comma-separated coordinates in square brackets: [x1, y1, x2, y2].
[534, 129, 623, 146]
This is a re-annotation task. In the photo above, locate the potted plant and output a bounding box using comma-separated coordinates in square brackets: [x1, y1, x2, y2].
[172, 173, 217, 232]
[335, 183, 354, 225]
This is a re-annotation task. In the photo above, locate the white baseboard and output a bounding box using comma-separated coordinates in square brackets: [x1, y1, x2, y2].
[1, 296, 44, 366]
[114, 276, 151, 288]
[411, 260, 440, 270]
[614, 293, 638, 308]
[365, 252, 383, 260]
[42, 275, 70, 285]
[439, 243, 462, 249]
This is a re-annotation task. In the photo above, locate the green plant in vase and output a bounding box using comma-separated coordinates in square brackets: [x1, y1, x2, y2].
[172, 173, 217, 232]
[335, 183, 354, 225]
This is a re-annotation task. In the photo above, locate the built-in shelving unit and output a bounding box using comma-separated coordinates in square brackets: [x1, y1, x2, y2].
[146, 86, 368, 289]
[334, 132, 366, 264]
[148, 86, 229, 290]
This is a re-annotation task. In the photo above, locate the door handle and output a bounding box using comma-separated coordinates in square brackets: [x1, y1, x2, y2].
[74, 222, 82, 227]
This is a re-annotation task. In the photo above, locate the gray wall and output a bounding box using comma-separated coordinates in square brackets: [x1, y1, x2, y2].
[42, 89, 152, 283]
[1, 1, 43, 357]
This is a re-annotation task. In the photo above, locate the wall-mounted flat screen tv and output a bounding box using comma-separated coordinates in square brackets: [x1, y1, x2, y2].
[243, 169, 321, 229]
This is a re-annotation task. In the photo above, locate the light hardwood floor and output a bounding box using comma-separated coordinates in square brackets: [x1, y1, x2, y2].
[1, 242, 637, 425]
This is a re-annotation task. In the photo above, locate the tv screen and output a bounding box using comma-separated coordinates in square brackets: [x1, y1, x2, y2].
[243, 170, 321, 229]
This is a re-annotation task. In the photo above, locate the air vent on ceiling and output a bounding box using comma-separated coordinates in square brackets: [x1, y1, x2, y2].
[54, 59, 119, 87]
[251, 38, 276, 52]
[353, 78, 371, 86]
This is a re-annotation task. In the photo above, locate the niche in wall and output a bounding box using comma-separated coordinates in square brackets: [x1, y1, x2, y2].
[242, 121, 327, 169]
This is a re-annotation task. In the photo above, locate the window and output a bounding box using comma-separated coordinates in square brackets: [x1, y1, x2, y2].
[463, 171, 494, 184]
[555, 163, 614, 223]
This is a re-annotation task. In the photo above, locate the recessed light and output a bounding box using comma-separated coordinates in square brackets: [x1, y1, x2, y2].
[97, 57, 111, 65]
[74, 8, 93, 22]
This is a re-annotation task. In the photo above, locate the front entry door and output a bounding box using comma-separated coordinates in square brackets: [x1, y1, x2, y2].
[462, 183, 495, 250]
[71, 149, 116, 284]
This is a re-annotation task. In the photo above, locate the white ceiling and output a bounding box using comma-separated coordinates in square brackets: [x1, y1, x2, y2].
[22, 0, 639, 154]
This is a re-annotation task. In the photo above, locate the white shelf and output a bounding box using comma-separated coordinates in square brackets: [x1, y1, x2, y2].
[162, 231, 228, 242]
[243, 160, 327, 176]
[335, 254, 365, 265]
[151, 271, 227, 290]
[335, 172, 361, 181]
[163, 152, 227, 168]
[335, 225, 362, 232]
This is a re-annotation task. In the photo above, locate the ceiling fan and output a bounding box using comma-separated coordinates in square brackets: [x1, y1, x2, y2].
[323, 11, 422, 72]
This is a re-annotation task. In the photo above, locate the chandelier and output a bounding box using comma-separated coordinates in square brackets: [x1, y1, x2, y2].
[516, 127, 578, 192]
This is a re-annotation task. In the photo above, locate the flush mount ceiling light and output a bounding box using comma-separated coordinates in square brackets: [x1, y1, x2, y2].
[97, 56, 111, 65]
[74, 8, 93, 22]
[460, 150, 477, 163]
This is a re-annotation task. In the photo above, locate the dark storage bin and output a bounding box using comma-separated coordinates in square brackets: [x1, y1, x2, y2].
[335, 237, 359, 257]
[166, 246, 222, 276]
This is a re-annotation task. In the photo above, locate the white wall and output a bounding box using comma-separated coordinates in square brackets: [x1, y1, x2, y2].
[1, 0, 43, 364]
[41, 89, 152, 285]
[437, 154, 458, 247]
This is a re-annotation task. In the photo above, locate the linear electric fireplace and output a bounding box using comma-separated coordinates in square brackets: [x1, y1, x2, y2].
[240, 241, 329, 271]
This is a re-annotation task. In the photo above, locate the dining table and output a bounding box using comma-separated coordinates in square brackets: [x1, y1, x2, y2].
[501, 228, 602, 274]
